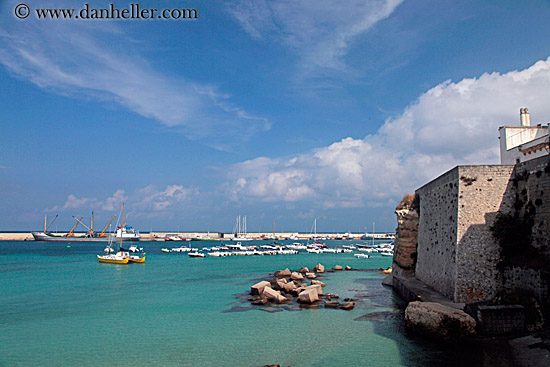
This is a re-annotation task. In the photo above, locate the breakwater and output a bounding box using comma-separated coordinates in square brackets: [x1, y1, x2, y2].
[0, 231, 395, 241]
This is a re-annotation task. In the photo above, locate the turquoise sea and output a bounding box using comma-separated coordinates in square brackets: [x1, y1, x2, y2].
[1, 240, 476, 366]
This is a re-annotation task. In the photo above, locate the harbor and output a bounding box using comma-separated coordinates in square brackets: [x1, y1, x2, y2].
[0, 231, 395, 241]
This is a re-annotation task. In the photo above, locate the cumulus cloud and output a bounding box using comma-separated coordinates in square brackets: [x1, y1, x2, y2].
[0, 1, 269, 148]
[227, 57, 550, 207]
[227, 0, 403, 77]
[135, 184, 198, 212]
[46, 185, 198, 217]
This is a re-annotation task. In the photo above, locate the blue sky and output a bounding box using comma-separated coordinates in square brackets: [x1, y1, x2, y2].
[1, 0, 550, 233]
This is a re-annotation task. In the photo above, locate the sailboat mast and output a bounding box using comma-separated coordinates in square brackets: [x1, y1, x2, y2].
[121, 203, 124, 249]
[44, 215, 47, 233]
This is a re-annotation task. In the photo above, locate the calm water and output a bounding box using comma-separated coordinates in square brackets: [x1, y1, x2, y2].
[1, 240, 471, 366]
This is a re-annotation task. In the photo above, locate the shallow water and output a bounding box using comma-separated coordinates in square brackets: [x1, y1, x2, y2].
[1, 240, 477, 366]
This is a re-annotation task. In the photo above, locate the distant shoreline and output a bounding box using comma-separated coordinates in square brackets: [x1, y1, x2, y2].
[0, 231, 395, 241]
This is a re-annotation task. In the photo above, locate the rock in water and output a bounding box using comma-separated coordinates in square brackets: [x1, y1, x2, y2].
[339, 302, 355, 310]
[325, 301, 340, 308]
[262, 287, 282, 302]
[251, 281, 270, 295]
[305, 284, 323, 296]
[313, 263, 325, 273]
[345, 265, 352, 270]
[274, 268, 292, 277]
[290, 272, 304, 281]
[299, 267, 309, 273]
[334, 265, 343, 271]
[405, 301, 476, 339]
[305, 272, 317, 279]
[298, 288, 319, 304]
[283, 282, 297, 292]
[311, 279, 326, 287]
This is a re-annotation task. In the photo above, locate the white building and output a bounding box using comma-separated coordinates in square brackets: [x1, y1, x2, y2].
[498, 108, 549, 164]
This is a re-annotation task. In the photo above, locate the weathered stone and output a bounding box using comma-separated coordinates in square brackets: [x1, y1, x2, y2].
[306, 284, 323, 296]
[262, 287, 282, 302]
[299, 267, 310, 273]
[251, 281, 270, 295]
[305, 272, 317, 279]
[274, 279, 287, 290]
[339, 302, 355, 310]
[313, 263, 325, 273]
[345, 266, 352, 270]
[334, 265, 343, 271]
[290, 272, 304, 281]
[283, 282, 297, 292]
[325, 301, 340, 308]
[274, 268, 292, 277]
[393, 194, 419, 278]
[298, 288, 319, 304]
[382, 274, 393, 286]
[405, 301, 476, 338]
[311, 279, 326, 287]
[275, 294, 290, 304]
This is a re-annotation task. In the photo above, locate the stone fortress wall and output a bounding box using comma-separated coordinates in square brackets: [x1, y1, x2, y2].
[414, 166, 460, 300]
[396, 155, 549, 305]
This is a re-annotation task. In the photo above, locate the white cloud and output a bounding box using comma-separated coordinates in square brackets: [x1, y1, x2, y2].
[227, 0, 404, 76]
[46, 185, 198, 216]
[0, 1, 269, 147]
[227, 57, 550, 207]
[102, 189, 127, 211]
[135, 184, 198, 212]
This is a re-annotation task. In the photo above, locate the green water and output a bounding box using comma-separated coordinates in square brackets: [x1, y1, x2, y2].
[1, 240, 464, 366]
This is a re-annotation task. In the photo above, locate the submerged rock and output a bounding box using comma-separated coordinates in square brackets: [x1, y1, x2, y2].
[325, 301, 340, 308]
[339, 302, 355, 310]
[405, 301, 476, 339]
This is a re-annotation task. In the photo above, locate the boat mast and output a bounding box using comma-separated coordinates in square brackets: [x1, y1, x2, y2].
[121, 203, 124, 250]
[44, 215, 47, 233]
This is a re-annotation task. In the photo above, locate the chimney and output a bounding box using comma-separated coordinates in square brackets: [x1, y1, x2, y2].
[520, 108, 531, 126]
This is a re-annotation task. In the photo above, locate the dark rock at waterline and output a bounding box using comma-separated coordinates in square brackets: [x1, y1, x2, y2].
[325, 301, 340, 308]
[339, 302, 355, 310]
[252, 298, 268, 306]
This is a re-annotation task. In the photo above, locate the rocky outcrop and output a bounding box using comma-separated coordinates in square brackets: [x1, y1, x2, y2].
[251, 281, 270, 295]
[393, 193, 419, 278]
[248, 264, 355, 311]
[405, 301, 476, 339]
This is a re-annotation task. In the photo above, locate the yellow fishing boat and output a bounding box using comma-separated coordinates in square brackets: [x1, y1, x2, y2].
[128, 255, 146, 263]
[97, 253, 129, 264]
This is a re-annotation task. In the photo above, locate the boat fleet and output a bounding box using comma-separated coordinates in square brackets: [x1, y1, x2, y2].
[160, 241, 394, 259]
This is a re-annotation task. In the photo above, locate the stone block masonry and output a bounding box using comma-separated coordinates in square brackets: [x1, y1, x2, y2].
[415, 165, 515, 303]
